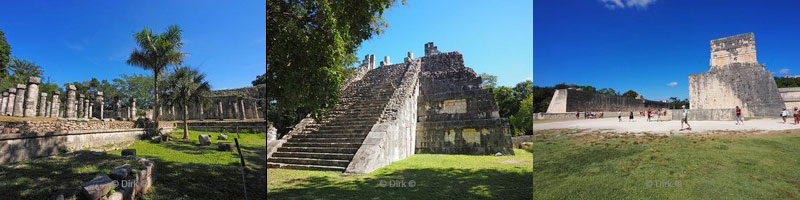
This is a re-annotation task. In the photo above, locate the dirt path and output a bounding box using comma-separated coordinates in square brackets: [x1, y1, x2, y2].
[533, 118, 800, 134]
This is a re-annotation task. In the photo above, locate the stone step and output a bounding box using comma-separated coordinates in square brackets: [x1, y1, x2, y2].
[324, 120, 377, 126]
[328, 113, 382, 119]
[267, 157, 350, 167]
[290, 137, 366, 143]
[277, 147, 360, 154]
[282, 142, 362, 148]
[271, 152, 356, 160]
[310, 129, 371, 134]
[292, 134, 370, 139]
[318, 124, 375, 130]
[267, 162, 346, 171]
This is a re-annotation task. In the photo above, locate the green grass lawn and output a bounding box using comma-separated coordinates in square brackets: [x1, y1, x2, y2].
[267, 149, 533, 200]
[534, 129, 800, 199]
[0, 130, 266, 200]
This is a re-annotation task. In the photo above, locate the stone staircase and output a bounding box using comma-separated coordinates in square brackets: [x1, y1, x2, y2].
[267, 65, 404, 171]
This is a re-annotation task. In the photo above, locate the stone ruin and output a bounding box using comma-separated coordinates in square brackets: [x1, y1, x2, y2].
[545, 88, 668, 113]
[688, 33, 784, 117]
[267, 42, 514, 173]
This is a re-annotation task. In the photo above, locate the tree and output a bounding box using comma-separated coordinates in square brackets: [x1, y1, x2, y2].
[0, 28, 10, 77]
[510, 95, 533, 135]
[479, 73, 497, 89]
[127, 25, 186, 124]
[267, 0, 402, 123]
[598, 88, 618, 96]
[162, 66, 210, 139]
[116, 74, 155, 109]
[513, 80, 532, 99]
[253, 72, 266, 85]
[493, 86, 518, 118]
[622, 90, 639, 98]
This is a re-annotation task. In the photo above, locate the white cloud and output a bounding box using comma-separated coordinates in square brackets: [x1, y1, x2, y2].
[600, 0, 657, 10]
[780, 68, 790, 74]
[667, 82, 677, 86]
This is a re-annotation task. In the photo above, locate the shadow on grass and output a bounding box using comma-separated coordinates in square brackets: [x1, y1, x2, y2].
[0, 153, 132, 199]
[268, 168, 533, 200]
[0, 144, 267, 200]
[534, 146, 643, 177]
[141, 144, 267, 200]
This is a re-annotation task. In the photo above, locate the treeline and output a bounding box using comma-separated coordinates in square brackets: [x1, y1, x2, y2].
[479, 73, 532, 136]
[775, 77, 800, 88]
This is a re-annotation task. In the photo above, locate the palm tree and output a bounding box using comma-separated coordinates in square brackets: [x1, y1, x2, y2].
[126, 25, 185, 124]
[163, 66, 211, 139]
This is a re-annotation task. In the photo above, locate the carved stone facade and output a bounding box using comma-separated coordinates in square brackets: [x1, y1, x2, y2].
[689, 33, 784, 117]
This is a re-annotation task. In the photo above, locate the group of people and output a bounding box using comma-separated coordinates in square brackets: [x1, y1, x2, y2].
[614, 108, 667, 122]
[575, 111, 604, 119]
[779, 107, 800, 124]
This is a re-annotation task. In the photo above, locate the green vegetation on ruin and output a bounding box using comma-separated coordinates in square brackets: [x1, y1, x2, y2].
[534, 129, 800, 199]
[267, 148, 533, 199]
[0, 130, 266, 200]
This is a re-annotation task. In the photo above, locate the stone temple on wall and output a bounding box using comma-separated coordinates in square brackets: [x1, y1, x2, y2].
[688, 33, 784, 117]
[267, 42, 514, 173]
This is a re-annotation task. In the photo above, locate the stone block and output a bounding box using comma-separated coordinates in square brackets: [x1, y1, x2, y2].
[198, 134, 211, 145]
[121, 149, 136, 157]
[218, 142, 236, 151]
[217, 134, 228, 140]
[81, 173, 115, 200]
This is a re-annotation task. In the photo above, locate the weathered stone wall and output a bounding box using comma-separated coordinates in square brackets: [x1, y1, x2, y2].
[778, 87, 800, 109]
[415, 49, 513, 155]
[669, 108, 735, 121]
[689, 33, 784, 117]
[0, 128, 147, 165]
[180, 120, 267, 133]
[0, 120, 136, 134]
[546, 89, 567, 113]
[548, 89, 668, 113]
[689, 63, 783, 117]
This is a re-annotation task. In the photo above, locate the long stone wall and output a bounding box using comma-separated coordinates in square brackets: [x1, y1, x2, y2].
[689, 33, 784, 118]
[670, 108, 735, 121]
[0, 128, 148, 165]
[415, 46, 514, 155]
[546, 88, 668, 113]
[778, 87, 800, 109]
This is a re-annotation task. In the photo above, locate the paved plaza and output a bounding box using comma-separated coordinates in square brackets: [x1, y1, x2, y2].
[533, 118, 800, 134]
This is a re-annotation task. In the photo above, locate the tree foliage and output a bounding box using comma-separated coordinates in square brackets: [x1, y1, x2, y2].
[510, 95, 533, 136]
[162, 66, 211, 139]
[622, 90, 639, 98]
[775, 77, 800, 88]
[0, 28, 10, 77]
[253, 72, 266, 86]
[479, 73, 497, 89]
[127, 24, 185, 122]
[267, 0, 402, 126]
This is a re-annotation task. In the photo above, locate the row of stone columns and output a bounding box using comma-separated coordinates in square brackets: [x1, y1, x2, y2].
[0, 80, 139, 121]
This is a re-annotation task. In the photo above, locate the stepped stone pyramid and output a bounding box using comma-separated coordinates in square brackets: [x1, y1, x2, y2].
[268, 42, 514, 173]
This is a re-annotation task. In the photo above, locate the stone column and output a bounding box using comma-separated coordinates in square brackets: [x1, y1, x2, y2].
[84, 99, 90, 119]
[96, 92, 104, 120]
[50, 90, 60, 118]
[239, 98, 247, 120]
[218, 100, 224, 120]
[23, 77, 41, 117]
[170, 105, 175, 121]
[78, 94, 85, 118]
[13, 84, 26, 117]
[46, 101, 52, 117]
[89, 102, 94, 119]
[5, 88, 15, 116]
[1, 91, 7, 114]
[115, 99, 122, 119]
[252, 100, 260, 119]
[231, 100, 238, 120]
[38, 92, 47, 117]
[130, 98, 137, 120]
[65, 85, 76, 118]
[199, 103, 205, 121]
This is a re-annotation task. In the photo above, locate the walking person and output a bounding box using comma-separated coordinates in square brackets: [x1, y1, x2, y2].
[647, 110, 651, 122]
[618, 111, 622, 122]
[629, 111, 634, 122]
[735, 106, 744, 125]
[781, 108, 789, 124]
[680, 105, 691, 131]
[794, 107, 800, 125]
[576, 112, 580, 119]
[655, 109, 661, 122]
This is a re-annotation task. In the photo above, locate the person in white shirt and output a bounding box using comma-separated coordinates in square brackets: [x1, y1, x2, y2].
[680, 105, 691, 131]
[781, 108, 789, 124]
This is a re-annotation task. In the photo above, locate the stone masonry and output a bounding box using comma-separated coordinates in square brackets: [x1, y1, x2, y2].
[23, 77, 41, 117]
[689, 33, 784, 117]
[268, 42, 514, 173]
[546, 88, 668, 113]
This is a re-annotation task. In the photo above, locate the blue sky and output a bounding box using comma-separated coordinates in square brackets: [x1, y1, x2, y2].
[356, 0, 533, 87]
[534, 0, 800, 100]
[0, 1, 265, 90]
